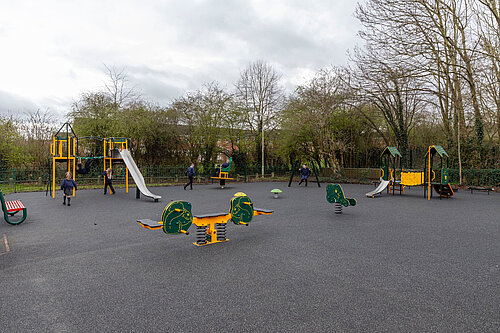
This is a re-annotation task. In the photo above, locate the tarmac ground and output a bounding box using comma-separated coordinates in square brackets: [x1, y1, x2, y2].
[1, 181, 499, 332]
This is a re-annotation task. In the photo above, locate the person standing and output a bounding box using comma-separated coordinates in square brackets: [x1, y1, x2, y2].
[104, 168, 116, 195]
[298, 164, 310, 186]
[184, 163, 195, 190]
[61, 171, 77, 206]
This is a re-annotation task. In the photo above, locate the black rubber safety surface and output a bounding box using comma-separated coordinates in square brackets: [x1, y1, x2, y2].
[0, 182, 499, 332]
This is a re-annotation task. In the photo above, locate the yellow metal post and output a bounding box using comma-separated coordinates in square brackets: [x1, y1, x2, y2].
[103, 139, 107, 192]
[125, 140, 128, 192]
[52, 157, 56, 198]
[428, 146, 431, 200]
[72, 159, 76, 197]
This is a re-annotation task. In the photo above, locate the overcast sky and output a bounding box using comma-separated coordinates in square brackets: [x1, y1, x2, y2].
[0, 0, 364, 117]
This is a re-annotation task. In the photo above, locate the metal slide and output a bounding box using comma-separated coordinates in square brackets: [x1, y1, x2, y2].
[366, 178, 391, 198]
[119, 149, 161, 201]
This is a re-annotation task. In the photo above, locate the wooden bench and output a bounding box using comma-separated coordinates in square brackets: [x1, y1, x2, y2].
[0, 189, 28, 225]
[468, 186, 494, 195]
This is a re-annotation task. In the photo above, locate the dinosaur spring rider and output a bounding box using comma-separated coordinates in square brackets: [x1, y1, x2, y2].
[326, 184, 357, 214]
[138, 192, 273, 246]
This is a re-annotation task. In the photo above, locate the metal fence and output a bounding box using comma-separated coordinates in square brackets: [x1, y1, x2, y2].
[2, 165, 498, 194]
[338, 168, 381, 182]
[0, 164, 293, 194]
[448, 169, 500, 187]
[337, 167, 500, 187]
[0, 169, 49, 193]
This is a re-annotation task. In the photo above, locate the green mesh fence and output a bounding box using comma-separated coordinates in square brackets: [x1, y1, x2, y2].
[338, 168, 500, 187]
[448, 169, 500, 187]
[0, 164, 292, 194]
[4, 166, 496, 194]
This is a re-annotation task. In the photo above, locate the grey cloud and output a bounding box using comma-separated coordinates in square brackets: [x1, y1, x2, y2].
[0, 91, 39, 117]
[0, 91, 68, 120]
[1, 0, 363, 114]
[153, 1, 350, 75]
[128, 65, 236, 103]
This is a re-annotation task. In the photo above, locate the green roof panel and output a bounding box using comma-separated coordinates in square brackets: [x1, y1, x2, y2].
[431, 145, 449, 157]
[381, 147, 402, 158]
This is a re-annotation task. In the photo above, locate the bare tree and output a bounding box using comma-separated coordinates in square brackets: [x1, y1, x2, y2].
[20, 109, 57, 168]
[172, 82, 233, 166]
[349, 45, 424, 167]
[281, 67, 355, 171]
[476, 0, 500, 144]
[353, 0, 499, 178]
[103, 64, 139, 109]
[235, 60, 284, 175]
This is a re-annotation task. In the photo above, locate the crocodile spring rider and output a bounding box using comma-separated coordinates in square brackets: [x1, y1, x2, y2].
[326, 184, 357, 214]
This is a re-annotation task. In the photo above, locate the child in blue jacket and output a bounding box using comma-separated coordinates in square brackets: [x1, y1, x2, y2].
[298, 164, 310, 186]
[184, 163, 195, 190]
[104, 168, 116, 195]
[61, 171, 77, 206]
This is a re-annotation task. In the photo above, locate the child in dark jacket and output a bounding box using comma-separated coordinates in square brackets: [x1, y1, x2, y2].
[104, 168, 116, 195]
[61, 171, 77, 206]
[298, 164, 310, 186]
[184, 163, 195, 190]
[76, 158, 95, 174]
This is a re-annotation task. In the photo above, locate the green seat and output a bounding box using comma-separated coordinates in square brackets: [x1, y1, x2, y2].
[221, 157, 232, 173]
[161, 201, 193, 234]
[230, 195, 254, 225]
[326, 184, 357, 207]
[0, 189, 28, 225]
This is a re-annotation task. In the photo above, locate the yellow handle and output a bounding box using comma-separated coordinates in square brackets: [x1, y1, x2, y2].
[50, 144, 54, 155]
[380, 168, 385, 178]
[431, 170, 436, 181]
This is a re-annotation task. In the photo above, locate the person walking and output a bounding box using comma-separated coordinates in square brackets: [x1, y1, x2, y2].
[184, 163, 195, 190]
[61, 171, 77, 206]
[104, 168, 116, 195]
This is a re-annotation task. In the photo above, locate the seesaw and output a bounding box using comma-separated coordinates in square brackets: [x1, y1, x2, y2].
[137, 192, 273, 246]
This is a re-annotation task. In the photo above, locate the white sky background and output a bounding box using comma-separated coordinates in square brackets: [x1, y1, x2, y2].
[0, 0, 364, 117]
